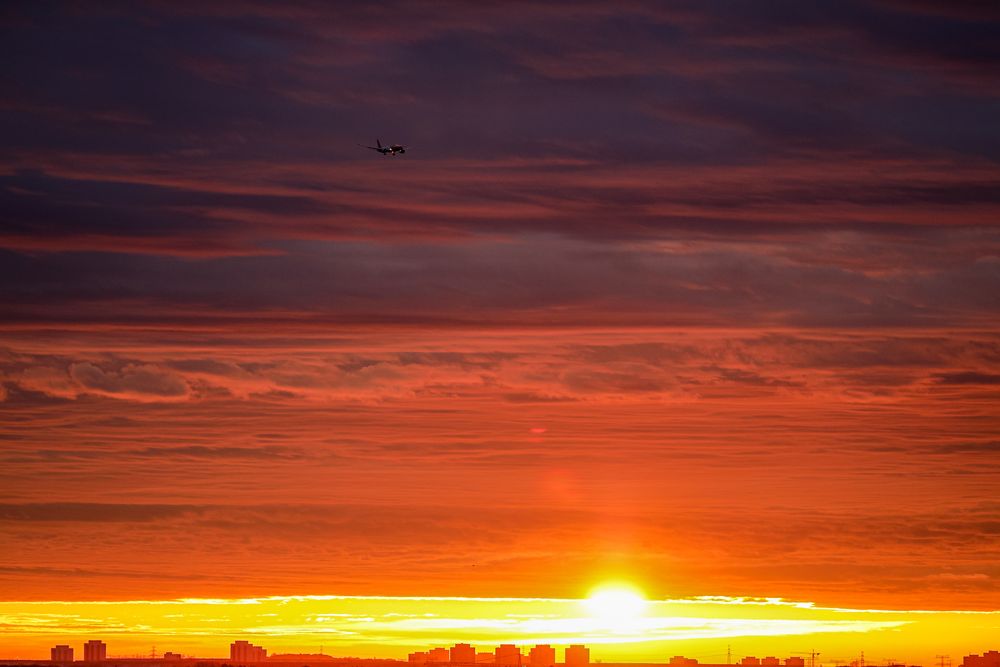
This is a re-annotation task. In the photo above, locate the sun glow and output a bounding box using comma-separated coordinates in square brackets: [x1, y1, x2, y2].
[0, 594, 988, 660]
[583, 584, 648, 631]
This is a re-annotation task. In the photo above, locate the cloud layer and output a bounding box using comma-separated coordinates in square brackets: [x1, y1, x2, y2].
[1, 0, 998, 636]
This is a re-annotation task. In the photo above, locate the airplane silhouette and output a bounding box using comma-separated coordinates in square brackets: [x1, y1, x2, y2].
[361, 139, 407, 156]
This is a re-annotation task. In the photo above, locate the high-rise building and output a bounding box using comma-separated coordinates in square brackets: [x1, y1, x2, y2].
[163, 653, 183, 661]
[83, 641, 107, 662]
[763, 659, 780, 666]
[786, 659, 805, 667]
[230, 641, 267, 663]
[669, 658, 697, 666]
[496, 645, 522, 666]
[409, 653, 429, 663]
[528, 645, 555, 667]
[51, 645, 74, 662]
[740, 659, 761, 667]
[428, 648, 450, 662]
[964, 653, 1000, 667]
[565, 646, 589, 667]
[451, 644, 476, 663]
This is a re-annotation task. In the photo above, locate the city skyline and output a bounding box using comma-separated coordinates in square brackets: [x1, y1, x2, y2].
[1, 1, 999, 664]
[2, 594, 999, 664]
[18, 637, 1000, 667]
[24, 637, 1000, 667]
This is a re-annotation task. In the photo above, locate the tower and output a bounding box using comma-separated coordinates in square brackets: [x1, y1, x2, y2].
[84, 641, 107, 662]
[565, 646, 590, 667]
[51, 645, 74, 663]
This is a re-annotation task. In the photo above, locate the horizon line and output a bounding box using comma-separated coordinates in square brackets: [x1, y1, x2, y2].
[3, 594, 999, 616]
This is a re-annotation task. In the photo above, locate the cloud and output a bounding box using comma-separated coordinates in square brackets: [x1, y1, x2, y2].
[1, 0, 999, 617]
[3, 328, 1000, 409]
[0, 503, 201, 522]
[932, 371, 1000, 385]
[69, 362, 188, 398]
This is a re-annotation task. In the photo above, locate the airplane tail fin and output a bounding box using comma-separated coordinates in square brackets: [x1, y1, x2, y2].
[377, 139, 382, 149]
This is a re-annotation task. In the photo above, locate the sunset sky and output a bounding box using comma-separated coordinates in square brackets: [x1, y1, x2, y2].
[1, 1, 999, 663]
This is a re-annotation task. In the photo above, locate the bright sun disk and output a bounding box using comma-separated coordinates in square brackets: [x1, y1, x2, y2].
[583, 584, 648, 623]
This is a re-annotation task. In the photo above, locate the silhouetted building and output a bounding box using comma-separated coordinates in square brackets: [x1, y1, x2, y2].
[667, 657, 814, 667]
[963, 653, 1000, 667]
[528, 645, 555, 667]
[451, 645, 476, 664]
[163, 653, 182, 660]
[428, 648, 450, 663]
[230, 641, 267, 663]
[51, 646, 73, 662]
[409, 653, 429, 664]
[661, 657, 812, 667]
[565, 646, 589, 667]
[84, 641, 107, 662]
[495, 645, 521, 667]
[269, 655, 334, 662]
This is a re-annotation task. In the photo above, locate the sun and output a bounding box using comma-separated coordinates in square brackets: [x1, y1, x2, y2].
[583, 583, 648, 627]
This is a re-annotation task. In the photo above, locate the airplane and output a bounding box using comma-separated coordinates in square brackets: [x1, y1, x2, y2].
[361, 139, 407, 156]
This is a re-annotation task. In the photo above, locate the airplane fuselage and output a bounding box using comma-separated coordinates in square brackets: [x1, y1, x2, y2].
[366, 139, 406, 156]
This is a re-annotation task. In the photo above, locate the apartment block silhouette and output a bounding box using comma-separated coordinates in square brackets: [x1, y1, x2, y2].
[963, 653, 1000, 667]
[451, 644, 476, 663]
[528, 645, 555, 667]
[565, 645, 589, 667]
[84, 641, 107, 662]
[230, 641, 267, 663]
[50, 645, 73, 662]
[495, 645, 521, 667]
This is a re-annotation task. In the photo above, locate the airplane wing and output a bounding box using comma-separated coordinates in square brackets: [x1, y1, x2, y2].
[358, 143, 382, 151]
